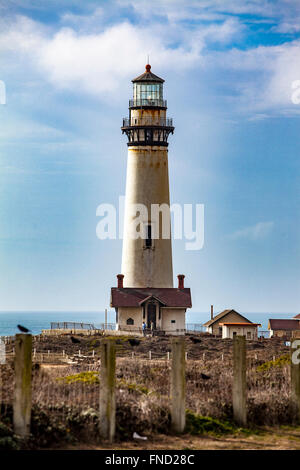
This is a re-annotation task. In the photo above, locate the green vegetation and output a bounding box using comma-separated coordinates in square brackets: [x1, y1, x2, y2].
[57, 372, 149, 395]
[257, 354, 290, 372]
[119, 379, 149, 395]
[0, 422, 20, 450]
[57, 371, 99, 384]
[185, 410, 249, 436]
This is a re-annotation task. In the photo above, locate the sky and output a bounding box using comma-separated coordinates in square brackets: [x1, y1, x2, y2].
[0, 0, 299, 314]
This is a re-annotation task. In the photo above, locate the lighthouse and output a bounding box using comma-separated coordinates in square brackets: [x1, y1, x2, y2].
[121, 64, 174, 288]
[110, 64, 192, 335]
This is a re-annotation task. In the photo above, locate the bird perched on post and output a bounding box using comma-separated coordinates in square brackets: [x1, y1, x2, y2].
[70, 336, 81, 344]
[128, 338, 140, 347]
[17, 325, 31, 333]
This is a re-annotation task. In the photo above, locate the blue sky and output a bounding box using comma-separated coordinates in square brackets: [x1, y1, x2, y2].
[0, 0, 299, 314]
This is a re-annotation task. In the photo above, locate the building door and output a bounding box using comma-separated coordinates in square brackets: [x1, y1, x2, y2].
[147, 303, 156, 329]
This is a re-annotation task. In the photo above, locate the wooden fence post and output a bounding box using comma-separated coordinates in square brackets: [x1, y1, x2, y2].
[99, 338, 116, 443]
[291, 340, 300, 421]
[13, 334, 32, 437]
[0, 337, 5, 364]
[233, 335, 247, 426]
[171, 337, 186, 433]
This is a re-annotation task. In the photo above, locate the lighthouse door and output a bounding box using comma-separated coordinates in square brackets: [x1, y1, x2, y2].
[147, 303, 156, 329]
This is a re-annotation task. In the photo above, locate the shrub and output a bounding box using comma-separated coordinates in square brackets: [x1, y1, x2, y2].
[257, 354, 290, 372]
[0, 422, 20, 450]
[185, 411, 240, 436]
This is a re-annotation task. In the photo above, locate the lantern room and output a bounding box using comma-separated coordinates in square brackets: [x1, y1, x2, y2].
[130, 64, 166, 108]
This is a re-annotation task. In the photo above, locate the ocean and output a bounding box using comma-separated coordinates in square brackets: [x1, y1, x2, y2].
[0, 311, 296, 337]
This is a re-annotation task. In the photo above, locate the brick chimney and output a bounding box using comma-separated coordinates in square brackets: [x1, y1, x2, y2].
[177, 274, 185, 289]
[117, 274, 124, 288]
[210, 305, 214, 320]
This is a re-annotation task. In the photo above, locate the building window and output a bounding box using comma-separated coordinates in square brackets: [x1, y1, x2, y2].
[247, 331, 251, 339]
[145, 224, 152, 248]
[171, 320, 176, 324]
[126, 318, 134, 325]
[232, 331, 237, 337]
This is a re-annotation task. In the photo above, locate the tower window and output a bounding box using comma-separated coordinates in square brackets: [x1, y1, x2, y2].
[145, 129, 152, 142]
[126, 318, 134, 325]
[145, 224, 152, 248]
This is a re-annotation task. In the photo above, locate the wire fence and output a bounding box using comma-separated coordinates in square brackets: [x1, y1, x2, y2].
[0, 341, 296, 431]
[51, 322, 96, 330]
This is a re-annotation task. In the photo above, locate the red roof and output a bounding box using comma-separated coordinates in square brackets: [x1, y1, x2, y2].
[220, 322, 261, 327]
[293, 314, 300, 319]
[110, 287, 192, 308]
[268, 319, 300, 330]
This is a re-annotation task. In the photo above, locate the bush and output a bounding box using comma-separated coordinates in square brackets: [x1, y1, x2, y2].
[185, 411, 241, 436]
[257, 354, 290, 372]
[0, 422, 20, 450]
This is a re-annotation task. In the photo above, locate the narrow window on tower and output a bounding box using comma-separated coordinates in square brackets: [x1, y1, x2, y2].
[145, 224, 152, 248]
[145, 129, 152, 142]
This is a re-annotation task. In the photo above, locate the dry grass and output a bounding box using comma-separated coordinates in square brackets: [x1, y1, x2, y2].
[0, 335, 299, 449]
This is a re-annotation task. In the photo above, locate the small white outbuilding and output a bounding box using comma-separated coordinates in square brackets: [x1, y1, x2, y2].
[220, 322, 261, 340]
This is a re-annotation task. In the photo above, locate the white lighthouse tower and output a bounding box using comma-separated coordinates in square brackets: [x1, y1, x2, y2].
[111, 64, 192, 335]
[121, 64, 174, 288]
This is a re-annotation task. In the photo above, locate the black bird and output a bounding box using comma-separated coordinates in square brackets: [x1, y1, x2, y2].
[128, 338, 140, 347]
[190, 337, 201, 344]
[200, 373, 210, 380]
[71, 336, 81, 344]
[17, 324, 30, 333]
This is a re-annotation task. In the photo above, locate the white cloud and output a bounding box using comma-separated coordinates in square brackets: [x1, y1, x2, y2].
[229, 221, 274, 241]
[0, 15, 47, 53]
[0, 13, 242, 100]
[205, 40, 300, 115]
[0, 6, 300, 116]
[37, 22, 198, 96]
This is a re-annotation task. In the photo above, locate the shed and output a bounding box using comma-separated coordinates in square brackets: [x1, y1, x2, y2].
[203, 309, 253, 336]
[220, 322, 261, 340]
